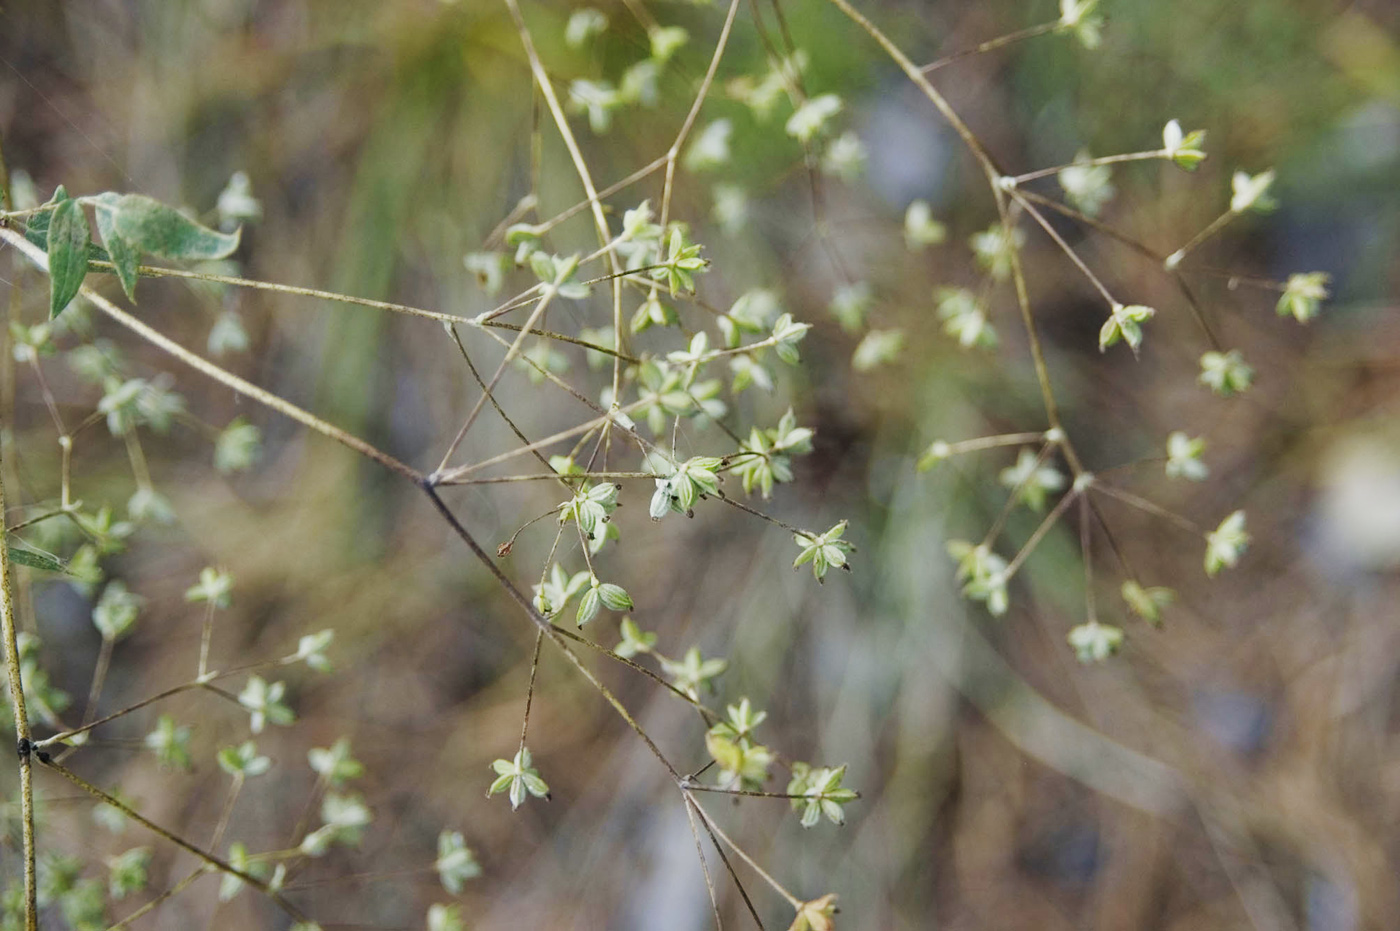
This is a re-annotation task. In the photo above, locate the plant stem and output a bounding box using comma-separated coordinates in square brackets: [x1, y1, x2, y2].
[919, 20, 1062, 73]
[0, 399, 36, 930]
[0, 136, 36, 923]
[40, 757, 308, 922]
[1004, 486, 1081, 581]
[1012, 150, 1163, 185]
[0, 227, 423, 484]
[687, 793, 803, 909]
[1011, 189, 1117, 307]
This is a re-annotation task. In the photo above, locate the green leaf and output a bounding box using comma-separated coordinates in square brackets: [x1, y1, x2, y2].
[1162, 120, 1207, 171]
[100, 193, 241, 262]
[93, 198, 141, 300]
[46, 196, 91, 319]
[23, 188, 110, 263]
[8, 542, 68, 574]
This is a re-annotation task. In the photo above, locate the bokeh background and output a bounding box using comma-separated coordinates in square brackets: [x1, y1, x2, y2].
[2, 0, 1400, 928]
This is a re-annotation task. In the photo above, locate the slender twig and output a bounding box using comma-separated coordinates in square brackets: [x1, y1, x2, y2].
[684, 796, 725, 931]
[1166, 208, 1239, 269]
[198, 601, 215, 680]
[452, 470, 658, 486]
[682, 782, 861, 801]
[933, 432, 1047, 459]
[1079, 496, 1096, 624]
[83, 259, 470, 323]
[434, 280, 562, 474]
[659, 0, 743, 227]
[1011, 150, 1165, 185]
[0, 348, 36, 931]
[0, 144, 35, 920]
[1092, 483, 1204, 535]
[420, 483, 682, 781]
[919, 20, 1061, 73]
[107, 866, 207, 930]
[517, 631, 544, 752]
[552, 626, 718, 723]
[688, 791, 767, 929]
[209, 771, 244, 850]
[0, 227, 424, 483]
[39, 757, 308, 922]
[982, 442, 1059, 548]
[80, 635, 115, 728]
[502, 0, 628, 423]
[479, 320, 640, 363]
[1014, 187, 1224, 349]
[1011, 189, 1117, 307]
[687, 793, 803, 909]
[5, 506, 71, 534]
[35, 655, 295, 749]
[1003, 485, 1082, 581]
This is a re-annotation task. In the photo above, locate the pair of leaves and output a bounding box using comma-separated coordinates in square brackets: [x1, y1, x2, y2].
[35, 187, 241, 318]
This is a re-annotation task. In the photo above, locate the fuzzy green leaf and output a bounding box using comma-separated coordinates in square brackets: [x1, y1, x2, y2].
[99, 193, 241, 262]
[46, 196, 91, 319]
[93, 199, 140, 300]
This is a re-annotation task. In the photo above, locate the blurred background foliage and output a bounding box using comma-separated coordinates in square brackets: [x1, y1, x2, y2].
[1, 0, 1399, 928]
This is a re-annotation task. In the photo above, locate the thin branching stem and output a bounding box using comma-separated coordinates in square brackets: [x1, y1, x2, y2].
[40, 758, 308, 922]
[919, 20, 1061, 73]
[684, 795, 725, 931]
[688, 792, 767, 929]
[517, 631, 544, 753]
[1011, 189, 1117, 307]
[1, 225, 424, 484]
[937, 432, 1047, 458]
[435, 282, 563, 473]
[0, 148, 35, 918]
[982, 442, 1058, 548]
[35, 654, 295, 749]
[1012, 150, 1165, 185]
[198, 601, 215, 680]
[1092, 483, 1204, 535]
[0, 372, 36, 930]
[81, 259, 471, 323]
[1168, 209, 1240, 268]
[107, 867, 207, 930]
[1079, 496, 1096, 624]
[687, 793, 803, 909]
[659, 0, 743, 227]
[81, 635, 115, 728]
[1004, 486, 1082, 581]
